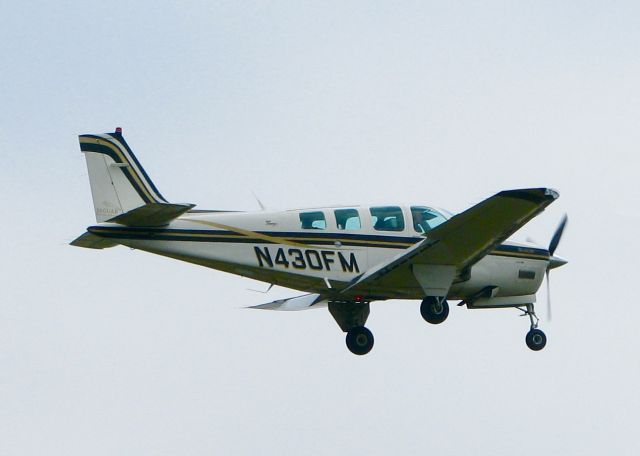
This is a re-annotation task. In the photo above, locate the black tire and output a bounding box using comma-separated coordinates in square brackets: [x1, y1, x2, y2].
[525, 328, 547, 351]
[420, 297, 449, 324]
[346, 326, 374, 355]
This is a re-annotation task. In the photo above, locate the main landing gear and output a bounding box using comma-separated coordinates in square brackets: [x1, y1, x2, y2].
[329, 301, 374, 355]
[346, 326, 374, 356]
[328, 298, 547, 354]
[520, 303, 547, 351]
[420, 296, 449, 324]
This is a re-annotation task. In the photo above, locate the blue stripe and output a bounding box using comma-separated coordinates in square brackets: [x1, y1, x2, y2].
[87, 226, 549, 258]
[88, 226, 417, 248]
[80, 139, 155, 204]
[107, 132, 168, 203]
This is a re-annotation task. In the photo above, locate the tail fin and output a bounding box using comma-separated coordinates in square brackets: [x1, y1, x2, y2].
[79, 128, 169, 222]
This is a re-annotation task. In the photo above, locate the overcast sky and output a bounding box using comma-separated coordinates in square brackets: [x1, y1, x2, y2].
[2, 1, 639, 455]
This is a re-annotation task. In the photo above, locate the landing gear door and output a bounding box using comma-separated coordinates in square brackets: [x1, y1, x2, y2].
[411, 264, 456, 297]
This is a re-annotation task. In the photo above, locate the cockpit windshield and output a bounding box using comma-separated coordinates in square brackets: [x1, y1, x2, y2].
[410, 206, 449, 233]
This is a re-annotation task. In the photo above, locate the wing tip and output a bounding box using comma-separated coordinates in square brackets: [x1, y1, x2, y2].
[499, 188, 560, 204]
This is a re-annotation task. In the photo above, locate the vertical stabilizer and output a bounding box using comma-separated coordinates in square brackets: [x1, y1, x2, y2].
[79, 128, 168, 222]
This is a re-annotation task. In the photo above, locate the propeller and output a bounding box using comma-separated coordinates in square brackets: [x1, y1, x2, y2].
[545, 214, 568, 320]
[549, 214, 568, 257]
[545, 269, 552, 320]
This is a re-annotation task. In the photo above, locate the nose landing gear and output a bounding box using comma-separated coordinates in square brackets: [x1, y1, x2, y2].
[519, 303, 547, 351]
[526, 328, 547, 351]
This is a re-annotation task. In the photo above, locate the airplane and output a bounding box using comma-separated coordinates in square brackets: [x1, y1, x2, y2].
[72, 128, 568, 355]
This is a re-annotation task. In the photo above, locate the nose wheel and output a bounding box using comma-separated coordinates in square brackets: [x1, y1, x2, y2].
[526, 328, 547, 351]
[519, 304, 547, 351]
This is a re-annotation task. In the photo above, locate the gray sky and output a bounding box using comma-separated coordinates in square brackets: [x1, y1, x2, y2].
[2, 1, 639, 454]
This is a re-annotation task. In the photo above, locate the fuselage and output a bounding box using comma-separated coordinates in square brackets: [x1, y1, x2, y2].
[88, 204, 550, 301]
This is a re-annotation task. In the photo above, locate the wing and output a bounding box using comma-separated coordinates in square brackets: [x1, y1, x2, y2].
[342, 188, 559, 296]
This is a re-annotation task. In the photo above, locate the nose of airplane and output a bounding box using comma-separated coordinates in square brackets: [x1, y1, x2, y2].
[548, 254, 568, 270]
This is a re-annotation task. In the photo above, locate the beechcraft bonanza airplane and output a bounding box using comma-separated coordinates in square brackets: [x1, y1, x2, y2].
[72, 128, 568, 355]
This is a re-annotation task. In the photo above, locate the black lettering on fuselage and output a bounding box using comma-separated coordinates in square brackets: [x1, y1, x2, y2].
[288, 248, 306, 269]
[254, 246, 273, 268]
[338, 252, 360, 273]
[254, 247, 359, 274]
[305, 250, 323, 270]
[275, 249, 290, 268]
[321, 251, 335, 270]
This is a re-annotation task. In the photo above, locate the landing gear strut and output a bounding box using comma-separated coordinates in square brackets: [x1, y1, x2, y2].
[420, 296, 449, 324]
[519, 303, 547, 351]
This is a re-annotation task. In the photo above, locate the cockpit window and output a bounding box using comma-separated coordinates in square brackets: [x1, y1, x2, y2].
[370, 206, 405, 232]
[299, 211, 326, 229]
[335, 209, 361, 230]
[411, 206, 448, 233]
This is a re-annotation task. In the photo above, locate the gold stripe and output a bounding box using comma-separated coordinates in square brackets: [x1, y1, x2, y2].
[80, 137, 157, 203]
[182, 219, 310, 248]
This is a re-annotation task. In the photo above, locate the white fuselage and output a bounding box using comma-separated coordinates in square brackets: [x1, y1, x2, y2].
[88, 205, 550, 302]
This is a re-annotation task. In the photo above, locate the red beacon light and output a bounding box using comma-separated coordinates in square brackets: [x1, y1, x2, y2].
[115, 127, 122, 134]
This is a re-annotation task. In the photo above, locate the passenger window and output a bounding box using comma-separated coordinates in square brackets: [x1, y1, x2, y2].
[335, 209, 361, 230]
[411, 206, 448, 233]
[370, 206, 405, 231]
[299, 211, 326, 230]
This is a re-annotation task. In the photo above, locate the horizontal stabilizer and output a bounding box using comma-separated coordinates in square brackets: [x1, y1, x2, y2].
[107, 203, 195, 227]
[248, 293, 327, 311]
[70, 232, 118, 249]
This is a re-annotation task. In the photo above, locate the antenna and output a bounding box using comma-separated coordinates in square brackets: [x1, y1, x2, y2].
[250, 190, 266, 211]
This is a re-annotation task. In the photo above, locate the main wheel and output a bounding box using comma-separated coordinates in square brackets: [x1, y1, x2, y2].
[420, 297, 449, 324]
[525, 328, 547, 351]
[346, 326, 374, 355]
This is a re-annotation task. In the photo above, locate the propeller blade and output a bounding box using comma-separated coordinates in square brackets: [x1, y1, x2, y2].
[546, 269, 552, 321]
[548, 214, 568, 256]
